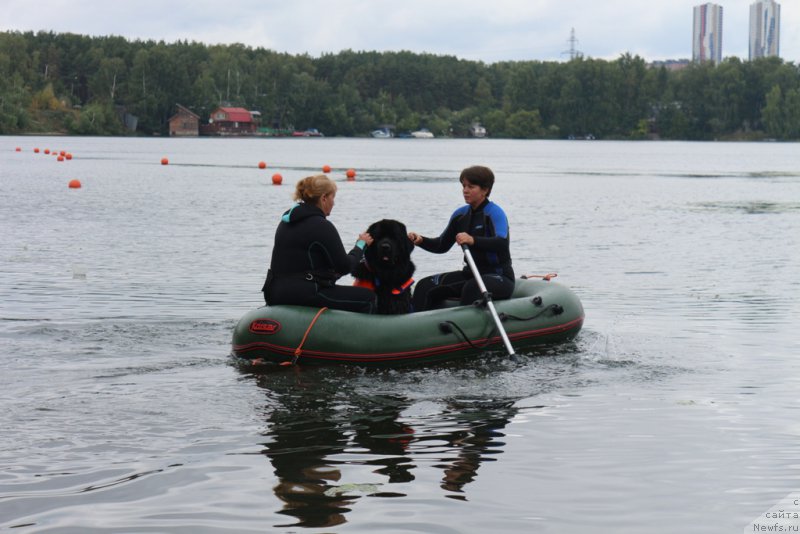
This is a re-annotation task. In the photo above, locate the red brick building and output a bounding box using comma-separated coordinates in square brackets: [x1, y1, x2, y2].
[168, 104, 200, 136]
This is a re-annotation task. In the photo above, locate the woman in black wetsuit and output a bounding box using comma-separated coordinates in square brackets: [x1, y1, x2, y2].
[262, 174, 377, 313]
[407, 166, 514, 312]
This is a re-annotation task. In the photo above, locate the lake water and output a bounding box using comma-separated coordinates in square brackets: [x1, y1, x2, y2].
[1, 136, 798, 533]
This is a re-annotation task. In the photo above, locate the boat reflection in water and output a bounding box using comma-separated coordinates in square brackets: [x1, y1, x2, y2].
[246, 366, 518, 528]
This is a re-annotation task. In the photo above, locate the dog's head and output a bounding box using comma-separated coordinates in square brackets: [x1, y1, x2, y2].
[365, 219, 414, 268]
[357, 219, 416, 314]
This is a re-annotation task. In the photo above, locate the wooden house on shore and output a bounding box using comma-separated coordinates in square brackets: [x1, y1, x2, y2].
[168, 104, 200, 136]
[200, 107, 257, 136]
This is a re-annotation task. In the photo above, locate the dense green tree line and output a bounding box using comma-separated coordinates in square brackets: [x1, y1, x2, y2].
[2, 30, 800, 139]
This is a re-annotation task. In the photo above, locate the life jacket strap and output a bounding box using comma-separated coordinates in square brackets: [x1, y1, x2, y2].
[353, 278, 376, 290]
[391, 277, 415, 295]
[353, 276, 414, 294]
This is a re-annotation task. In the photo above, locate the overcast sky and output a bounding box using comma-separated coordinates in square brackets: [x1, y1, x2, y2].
[3, 0, 796, 63]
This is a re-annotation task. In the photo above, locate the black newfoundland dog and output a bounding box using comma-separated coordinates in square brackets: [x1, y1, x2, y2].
[353, 219, 416, 314]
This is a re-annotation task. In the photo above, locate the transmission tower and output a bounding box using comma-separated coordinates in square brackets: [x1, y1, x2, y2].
[562, 27, 582, 60]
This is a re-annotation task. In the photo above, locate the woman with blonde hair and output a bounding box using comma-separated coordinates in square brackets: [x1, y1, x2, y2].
[262, 174, 376, 313]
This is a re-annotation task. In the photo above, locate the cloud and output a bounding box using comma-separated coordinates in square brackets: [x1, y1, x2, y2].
[1, 0, 796, 63]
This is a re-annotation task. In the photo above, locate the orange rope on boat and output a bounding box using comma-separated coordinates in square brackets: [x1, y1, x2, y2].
[282, 306, 329, 366]
[523, 273, 558, 281]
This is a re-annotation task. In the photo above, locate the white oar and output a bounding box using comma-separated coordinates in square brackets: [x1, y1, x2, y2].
[461, 244, 516, 356]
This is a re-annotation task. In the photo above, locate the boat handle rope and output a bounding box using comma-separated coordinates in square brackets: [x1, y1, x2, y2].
[438, 300, 564, 350]
[522, 273, 558, 281]
[439, 320, 499, 351]
[282, 306, 329, 366]
[503, 303, 564, 322]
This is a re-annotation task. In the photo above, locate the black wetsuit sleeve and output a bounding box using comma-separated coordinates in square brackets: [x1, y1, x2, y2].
[316, 219, 364, 276]
[346, 245, 365, 274]
[419, 212, 461, 253]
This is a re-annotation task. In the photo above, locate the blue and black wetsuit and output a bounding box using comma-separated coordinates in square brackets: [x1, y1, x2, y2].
[262, 202, 376, 313]
[412, 199, 514, 311]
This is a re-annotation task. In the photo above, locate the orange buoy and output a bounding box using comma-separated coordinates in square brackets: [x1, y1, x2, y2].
[346, 168, 356, 180]
[161, 157, 169, 165]
[15, 147, 21, 152]
[68, 179, 81, 189]
[34, 148, 40, 153]
[258, 161, 267, 169]
[322, 164, 331, 173]
[272, 173, 283, 185]
[59, 150, 66, 156]
[57, 155, 65, 162]
[66, 153, 73, 160]
[44, 149, 51, 155]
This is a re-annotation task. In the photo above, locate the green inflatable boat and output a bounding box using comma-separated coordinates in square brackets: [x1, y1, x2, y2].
[231, 278, 584, 367]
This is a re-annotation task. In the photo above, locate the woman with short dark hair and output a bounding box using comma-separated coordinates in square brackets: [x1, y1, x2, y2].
[408, 165, 514, 311]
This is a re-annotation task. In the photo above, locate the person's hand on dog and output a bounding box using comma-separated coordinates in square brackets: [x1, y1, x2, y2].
[408, 232, 423, 245]
[455, 232, 474, 246]
[359, 232, 374, 246]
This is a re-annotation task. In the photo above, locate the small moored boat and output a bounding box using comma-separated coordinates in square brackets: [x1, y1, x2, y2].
[410, 128, 434, 138]
[231, 278, 584, 367]
[371, 128, 393, 138]
[469, 123, 488, 138]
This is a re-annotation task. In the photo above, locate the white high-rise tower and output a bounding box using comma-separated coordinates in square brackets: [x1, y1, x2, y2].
[693, 3, 724, 64]
[749, 1, 780, 60]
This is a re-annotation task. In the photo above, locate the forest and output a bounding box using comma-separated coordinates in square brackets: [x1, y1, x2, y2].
[2, 30, 800, 140]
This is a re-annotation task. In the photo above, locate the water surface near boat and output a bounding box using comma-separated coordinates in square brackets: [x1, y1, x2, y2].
[1, 137, 798, 532]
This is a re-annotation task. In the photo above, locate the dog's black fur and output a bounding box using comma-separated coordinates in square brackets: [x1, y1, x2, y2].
[353, 219, 416, 314]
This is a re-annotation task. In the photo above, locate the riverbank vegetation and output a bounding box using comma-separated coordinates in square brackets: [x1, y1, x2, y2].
[2, 30, 799, 139]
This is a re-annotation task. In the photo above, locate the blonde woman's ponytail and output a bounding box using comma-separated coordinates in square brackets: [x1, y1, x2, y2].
[293, 174, 337, 204]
